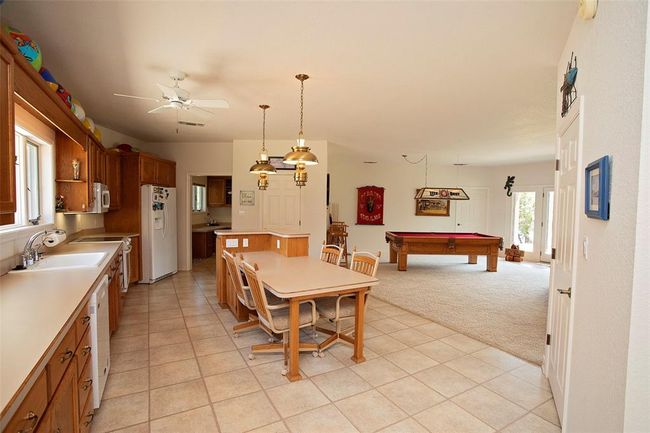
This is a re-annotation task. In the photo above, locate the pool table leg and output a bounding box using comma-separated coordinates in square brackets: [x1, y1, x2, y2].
[398, 252, 408, 271]
[487, 254, 498, 272]
[390, 247, 397, 264]
[468, 255, 478, 264]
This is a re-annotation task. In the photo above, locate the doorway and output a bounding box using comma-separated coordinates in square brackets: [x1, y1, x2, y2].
[541, 186, 555, 262]
[512, 191, 537, 253]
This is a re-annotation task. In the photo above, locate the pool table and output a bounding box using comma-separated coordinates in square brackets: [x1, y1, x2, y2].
[385, 231, 504, 272]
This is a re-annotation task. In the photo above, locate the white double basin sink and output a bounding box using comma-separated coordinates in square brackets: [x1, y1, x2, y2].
[14, 252, 107, 272]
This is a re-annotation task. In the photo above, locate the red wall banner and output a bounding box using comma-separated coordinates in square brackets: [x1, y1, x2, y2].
[357, 186, 385, 225]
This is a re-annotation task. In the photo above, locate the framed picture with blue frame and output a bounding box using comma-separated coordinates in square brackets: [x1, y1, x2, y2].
[585, 155, 610, 220]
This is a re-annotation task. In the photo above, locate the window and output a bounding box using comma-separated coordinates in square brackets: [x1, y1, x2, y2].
[2, 127, 54, 231]
[192, 184, 207, 212]
[512, 191, 536, 252]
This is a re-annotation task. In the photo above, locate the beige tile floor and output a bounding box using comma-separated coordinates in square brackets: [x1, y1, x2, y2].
[91, 259, 561, 433]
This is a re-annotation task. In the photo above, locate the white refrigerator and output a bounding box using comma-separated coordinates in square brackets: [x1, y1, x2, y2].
[140, 185, 178, 283]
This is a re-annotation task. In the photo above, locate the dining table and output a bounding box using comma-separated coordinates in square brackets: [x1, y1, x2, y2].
[239, 251, 379, 382]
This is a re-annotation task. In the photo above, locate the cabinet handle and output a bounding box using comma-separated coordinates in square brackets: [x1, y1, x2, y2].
[81, 345, 92, 356]
[83, 411, 95, 427]
[18, 411, 39, 432]
[82, 378, 93, 390]
[60, 350, 73, 363]
[82, 315, 91, 325]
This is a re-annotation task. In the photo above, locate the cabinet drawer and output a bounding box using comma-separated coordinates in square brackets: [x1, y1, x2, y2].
[75, 327, 92, 379]
[75, 300, 91, 346]
[77, 356, 93, 415]
[46, 326, 76, 398]
[78, 392, 95, 433]
[4, 371, 48, 433]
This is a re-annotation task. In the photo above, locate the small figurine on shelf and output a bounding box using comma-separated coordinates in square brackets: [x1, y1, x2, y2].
[72, 159, 80, 180]
[56, 194, 65, 212]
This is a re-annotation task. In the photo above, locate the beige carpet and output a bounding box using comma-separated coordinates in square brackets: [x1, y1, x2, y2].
[372, 255, 550, 364]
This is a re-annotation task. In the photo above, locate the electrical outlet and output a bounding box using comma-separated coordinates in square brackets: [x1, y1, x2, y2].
[225, 239, 238, 248]
[243, 238, 249, 248]
[276, 239, 281, 249]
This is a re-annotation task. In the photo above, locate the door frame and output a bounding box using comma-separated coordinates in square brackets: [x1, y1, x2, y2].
[542, 96, 584, 426]
[186, 172, 232, 271]
[540, 185, 555, 262]
[505, 185, 550, 260]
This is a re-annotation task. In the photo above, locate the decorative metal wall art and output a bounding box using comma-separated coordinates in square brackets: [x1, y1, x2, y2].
[504, 176, 516, 197]
[561, 52, 578, 117]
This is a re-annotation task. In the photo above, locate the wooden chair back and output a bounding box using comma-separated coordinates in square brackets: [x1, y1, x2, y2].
[241, 261, 271, 326]
[320, 242, 343, 266]
[223, 251, 252, 308]
[350, 249, 381, 277]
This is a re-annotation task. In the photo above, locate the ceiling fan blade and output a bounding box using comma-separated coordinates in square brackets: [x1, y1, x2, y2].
[189, 106, 215, 117]
[191, 99, 230, 109]
[113, 93, 161, 102]
[157, 83, 179, 100]
[147, 104, 175, 114]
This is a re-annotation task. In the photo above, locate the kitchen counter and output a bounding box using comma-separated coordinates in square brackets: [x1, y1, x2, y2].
[215, 230, 308, 238]
[192, 224, 231, 233]
[0, 242, 122, 414]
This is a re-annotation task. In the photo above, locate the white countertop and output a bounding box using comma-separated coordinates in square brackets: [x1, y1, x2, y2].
[192, 224, 231, 233]
[0, 242, 121, 413]
[215, 230, 309, 238]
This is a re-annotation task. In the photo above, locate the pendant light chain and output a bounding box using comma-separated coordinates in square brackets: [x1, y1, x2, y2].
[299, 78, 305, 136]
[262, 106, 267, 152]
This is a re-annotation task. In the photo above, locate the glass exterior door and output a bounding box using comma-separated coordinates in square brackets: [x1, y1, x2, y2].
[541, 187, 555, 262]
[512, 191, 536, 252]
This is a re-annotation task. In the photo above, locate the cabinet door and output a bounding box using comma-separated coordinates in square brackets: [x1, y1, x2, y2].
[140, 156, 157, 185]
[128, 236, 140, 284]
[156, 160, 176, 187]
[105, 152, 121, 210]
[207, 178, 225, 206]
[108, 267, 120, 333]
[87, 139, 106, 184]
[50, 359, 78, 433]
[192, 231, 207, 259]
[0, 45, 16, 225]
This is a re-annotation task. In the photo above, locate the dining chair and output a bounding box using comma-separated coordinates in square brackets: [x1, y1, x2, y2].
[320, 242, 343, 266]
[315, 249, 381, 354]
[223, 251, 270, 337]
[241, 260, 320, 375]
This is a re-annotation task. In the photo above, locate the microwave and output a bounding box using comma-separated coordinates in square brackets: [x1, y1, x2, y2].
[90, 183, 110, 213]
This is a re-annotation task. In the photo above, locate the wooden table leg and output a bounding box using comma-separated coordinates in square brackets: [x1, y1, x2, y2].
[468, 254, 478, 264]
[397, 252, 408, 271]
[389, 247, 397, 264]
[487, 253, 498, 271]
[352, 288, 367, 363]
[287, 298, 302, 381]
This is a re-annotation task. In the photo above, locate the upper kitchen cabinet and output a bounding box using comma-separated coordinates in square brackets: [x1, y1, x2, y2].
[207, 176, 232, 207]
[87, 137, 106, 184]
[0, 43, 16, 225]
[105, 150, 121, 210]
[139, 154, 176, 187]
[55, 131, 90, 212]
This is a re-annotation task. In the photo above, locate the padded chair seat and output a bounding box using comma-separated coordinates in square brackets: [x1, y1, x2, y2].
[271, 303, 316, 331]
[316, 296, 356, 320]
[239, 287, 285, 309]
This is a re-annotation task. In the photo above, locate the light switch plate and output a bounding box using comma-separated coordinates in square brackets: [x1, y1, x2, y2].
[583, 236, 589, 260]
[243, 238, 249, 247]
[226, 239, 239, 248]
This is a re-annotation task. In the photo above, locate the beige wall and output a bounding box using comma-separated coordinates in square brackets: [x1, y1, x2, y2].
[557, 2, 648, 431]
[138, 141, 233, 270]
[328, 149, 554, 259]
[232, 139, 328, 258]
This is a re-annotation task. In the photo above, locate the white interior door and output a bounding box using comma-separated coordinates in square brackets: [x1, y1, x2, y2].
[262, 174, 301, 232]
[547, 103, 582, 423]
[455, 187, 488, 233]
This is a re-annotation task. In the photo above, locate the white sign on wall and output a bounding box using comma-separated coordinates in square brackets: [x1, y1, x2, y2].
[240, 190, 255, 206]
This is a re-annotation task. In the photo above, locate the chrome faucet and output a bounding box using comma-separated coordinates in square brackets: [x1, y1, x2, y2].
[22, 229, 66, 268]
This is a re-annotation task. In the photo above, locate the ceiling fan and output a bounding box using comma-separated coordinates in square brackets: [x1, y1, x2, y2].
[113, 70, 229, 124]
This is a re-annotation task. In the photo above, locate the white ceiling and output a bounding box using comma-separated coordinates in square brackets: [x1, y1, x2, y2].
[3, 1, 575, 165]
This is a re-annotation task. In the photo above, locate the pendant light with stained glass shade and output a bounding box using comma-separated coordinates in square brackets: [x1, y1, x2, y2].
[283, 74, 318, 186]
[249, 104, 276, 190]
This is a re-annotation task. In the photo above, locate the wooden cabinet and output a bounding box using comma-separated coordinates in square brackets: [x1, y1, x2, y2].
[139, 155, 176, 187]
[108, 256, 122, 334]
[105, 151, 121, 210]
[4, 372, 48, 433]
[46, 325, 76, 398]
[48, 360, 78, 433]
[88, 138, 106, 184]
[192, 231, 216, 259]
[129, 236, 140, 284]
[207, 177, 231, 207]
[0, 44, 16, 225]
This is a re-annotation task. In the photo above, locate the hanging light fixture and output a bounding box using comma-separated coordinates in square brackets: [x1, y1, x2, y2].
[283, 74, 318, 187]
[249, 104, 276, 190]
